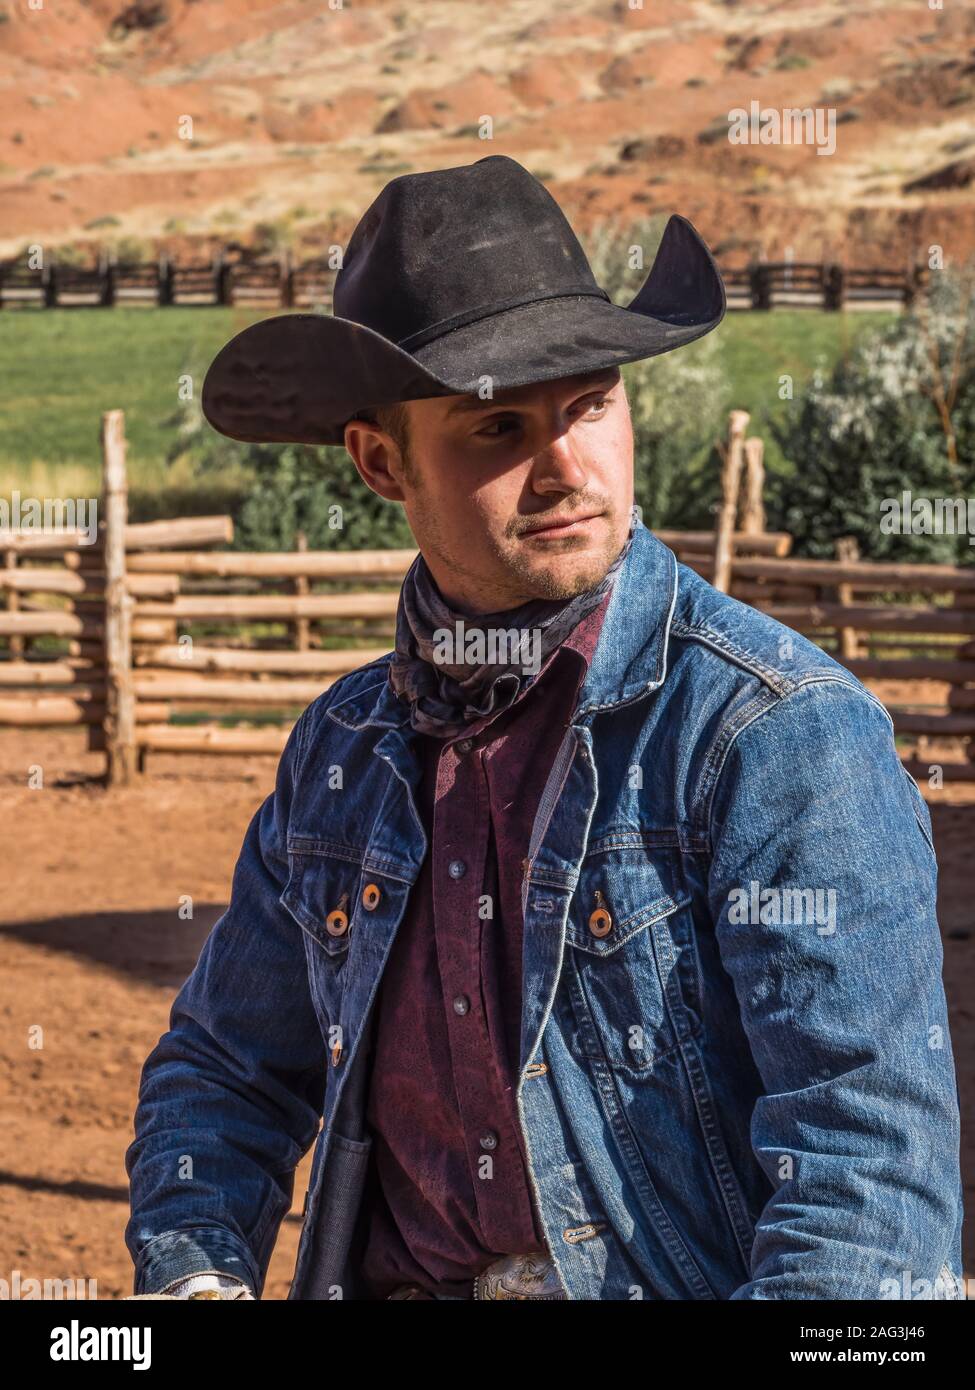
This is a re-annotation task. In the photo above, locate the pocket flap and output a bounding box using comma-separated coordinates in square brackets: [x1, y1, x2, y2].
[564, 849, 691, 956]
[280, 852, 363, 954]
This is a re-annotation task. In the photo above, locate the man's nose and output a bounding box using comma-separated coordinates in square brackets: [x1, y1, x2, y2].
[532, 424, 589, 491]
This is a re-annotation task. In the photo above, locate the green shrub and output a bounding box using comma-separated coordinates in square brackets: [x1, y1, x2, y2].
[767, 265, 975, 561]
[166, 389, 413, 551]
[626, 333, 731, 531]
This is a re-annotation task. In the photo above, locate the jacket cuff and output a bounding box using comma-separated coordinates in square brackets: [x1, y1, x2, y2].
[163, 1273, 254, 1298]
[133, 1227, 259, 1296]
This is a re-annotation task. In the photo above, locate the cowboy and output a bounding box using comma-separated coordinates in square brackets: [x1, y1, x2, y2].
[124, 156, 964, 1301]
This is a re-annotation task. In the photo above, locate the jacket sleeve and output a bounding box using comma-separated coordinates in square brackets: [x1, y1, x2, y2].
[124, 704, 328, 1297]
[706, 677, 961, 1300]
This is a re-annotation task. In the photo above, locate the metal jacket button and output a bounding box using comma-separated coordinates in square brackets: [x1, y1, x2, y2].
[588, 890, 613, 938]
[563, 1221, 607, 1244]
[361, 882, 381, 911]
[326, 892, 350, 936]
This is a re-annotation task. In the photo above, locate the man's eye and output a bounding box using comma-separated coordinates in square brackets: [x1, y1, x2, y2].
[474, 395, 611, 438]
[476, 416, 520, 437]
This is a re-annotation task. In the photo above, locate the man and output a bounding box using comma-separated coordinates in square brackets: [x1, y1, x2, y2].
[125, 155, 964, 1301]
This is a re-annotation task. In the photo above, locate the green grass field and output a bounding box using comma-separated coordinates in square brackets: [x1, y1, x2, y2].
[0, 305, 895, 517]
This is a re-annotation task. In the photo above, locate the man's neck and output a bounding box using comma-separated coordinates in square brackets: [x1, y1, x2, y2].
[423, 567, 540, 618]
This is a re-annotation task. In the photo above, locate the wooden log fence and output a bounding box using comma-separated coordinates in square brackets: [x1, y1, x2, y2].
[2, 411, 975, 779]
[0, 253, 928, 313]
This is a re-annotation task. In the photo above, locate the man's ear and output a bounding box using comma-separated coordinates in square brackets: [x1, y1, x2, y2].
[342, 419, 408, 504]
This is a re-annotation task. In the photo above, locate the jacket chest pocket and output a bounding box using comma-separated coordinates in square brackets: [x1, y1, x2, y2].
[280, 849, 370, 1031]
[563, 849, 702, 1073]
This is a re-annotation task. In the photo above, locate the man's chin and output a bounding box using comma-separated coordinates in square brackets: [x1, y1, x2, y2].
[506, 538, 619, 602]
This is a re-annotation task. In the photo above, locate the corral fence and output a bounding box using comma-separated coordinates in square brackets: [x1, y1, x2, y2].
[1, 410, 973, 784]
[0, 251, 928, 313]
[720, 261, 927, 311]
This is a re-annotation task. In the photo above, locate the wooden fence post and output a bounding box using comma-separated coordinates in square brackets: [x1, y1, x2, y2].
[99, 249, 116, 308]
[294, 530, 310, 653]
[739, 437, 766, 536]
[749, 263, 771, 311]
[713, 410, 750, 593]
[216, 254, 233, 307]
[903, 263, 925, 309]
[4, 550, 23, 657]
[158, 253, 174, 306]
[823, 263, 845, 311]
[281, 249, 295, 308]
[102, 410, 136, 785]
[834, 536, 861, 659]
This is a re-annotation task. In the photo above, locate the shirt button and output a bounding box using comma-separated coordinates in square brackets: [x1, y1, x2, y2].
[453, 995, 470, 1016]
[455, 738, 473, 755]
[448, 859, 467, 879]
[479, 1131, 498, 1151]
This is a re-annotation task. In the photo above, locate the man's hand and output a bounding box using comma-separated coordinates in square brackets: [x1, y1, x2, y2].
[125, 1274, 255, 1300]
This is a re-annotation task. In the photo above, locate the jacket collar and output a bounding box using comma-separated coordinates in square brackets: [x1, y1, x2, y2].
[327, 520, 678, 735]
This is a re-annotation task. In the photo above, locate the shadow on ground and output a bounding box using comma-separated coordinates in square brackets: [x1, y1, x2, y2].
[0, 905, 228, 991]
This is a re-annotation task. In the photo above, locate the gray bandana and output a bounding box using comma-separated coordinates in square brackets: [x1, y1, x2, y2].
[388, 517, 636, 739]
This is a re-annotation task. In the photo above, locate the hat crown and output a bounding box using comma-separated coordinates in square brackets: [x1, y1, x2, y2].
[333, 155, 601, 348]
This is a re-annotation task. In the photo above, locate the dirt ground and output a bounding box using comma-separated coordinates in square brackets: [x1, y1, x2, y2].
[0, 725, 972, 1300]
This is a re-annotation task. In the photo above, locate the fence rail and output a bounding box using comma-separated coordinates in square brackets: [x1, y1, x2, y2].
[0, 253, 928, 313]
[1, 410, 974, 781]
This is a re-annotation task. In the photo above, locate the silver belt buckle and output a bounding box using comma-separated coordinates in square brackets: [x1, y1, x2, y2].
[473, 1252, 567, 1300]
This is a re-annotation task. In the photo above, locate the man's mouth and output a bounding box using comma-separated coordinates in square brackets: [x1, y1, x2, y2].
[521, 511, 603, 540]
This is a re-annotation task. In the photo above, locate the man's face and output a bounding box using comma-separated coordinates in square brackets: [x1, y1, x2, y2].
[344, 366, 634, 613]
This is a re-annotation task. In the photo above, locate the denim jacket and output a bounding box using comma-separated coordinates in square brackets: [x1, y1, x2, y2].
[125, 522, 964, 1300]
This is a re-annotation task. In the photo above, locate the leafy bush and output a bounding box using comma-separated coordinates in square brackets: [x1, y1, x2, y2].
[165, 388, 412, 551]
[625, 334, 730, 531]
[767, 264, 975, 561]
[233, 442, 414, 552]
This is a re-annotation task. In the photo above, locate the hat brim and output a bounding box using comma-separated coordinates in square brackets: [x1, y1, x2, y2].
[201, 213, 726, 447]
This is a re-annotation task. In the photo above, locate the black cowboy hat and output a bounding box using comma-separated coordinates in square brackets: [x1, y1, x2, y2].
[201, 154, 726, 447]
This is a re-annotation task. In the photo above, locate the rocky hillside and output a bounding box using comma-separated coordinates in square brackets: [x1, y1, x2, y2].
[1, 0, 973, 266]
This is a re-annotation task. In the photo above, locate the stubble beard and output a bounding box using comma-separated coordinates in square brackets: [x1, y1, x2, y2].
[402, 444, 623, 609]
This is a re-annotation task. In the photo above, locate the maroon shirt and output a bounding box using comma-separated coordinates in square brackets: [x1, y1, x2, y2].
[355, 591, 611, 1299]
